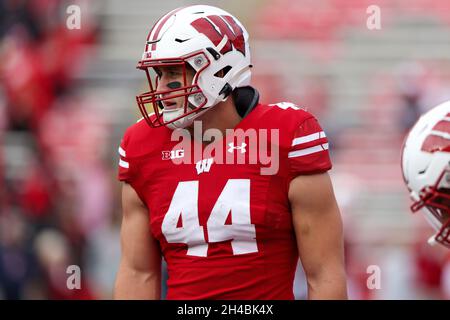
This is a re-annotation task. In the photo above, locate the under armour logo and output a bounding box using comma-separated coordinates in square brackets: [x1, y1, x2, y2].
[228, 142, 247, 154]
[196, 158, 214, 175]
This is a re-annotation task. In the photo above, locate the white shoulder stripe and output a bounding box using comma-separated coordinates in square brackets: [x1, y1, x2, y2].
[118, 146, 126, 157]
[119, 159, 129, 168]
[292, 131, 326, 147]
[288, 143, 329, 158]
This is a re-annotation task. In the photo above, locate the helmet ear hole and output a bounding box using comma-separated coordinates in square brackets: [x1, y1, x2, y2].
[214, 66, 232, 78]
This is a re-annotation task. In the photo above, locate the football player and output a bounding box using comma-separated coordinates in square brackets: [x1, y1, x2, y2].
[114, 5, 347, 299]
[402, 100, 450, 249]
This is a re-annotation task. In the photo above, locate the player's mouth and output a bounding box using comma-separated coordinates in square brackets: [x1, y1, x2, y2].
[162, 101, 178, 111]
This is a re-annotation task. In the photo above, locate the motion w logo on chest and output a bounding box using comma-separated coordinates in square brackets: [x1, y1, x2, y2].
[195, 158, 214, 175]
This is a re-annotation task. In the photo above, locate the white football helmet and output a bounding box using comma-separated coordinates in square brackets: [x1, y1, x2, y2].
[136, 5, 252, 129]
[401, 100, 450, 248]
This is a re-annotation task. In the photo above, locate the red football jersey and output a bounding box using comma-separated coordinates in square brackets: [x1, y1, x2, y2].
[117, 102, 332, 299]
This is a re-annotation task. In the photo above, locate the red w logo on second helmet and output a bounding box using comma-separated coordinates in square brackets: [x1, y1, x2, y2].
[421, 113, 450, 153]
[191, 15, 246, 56]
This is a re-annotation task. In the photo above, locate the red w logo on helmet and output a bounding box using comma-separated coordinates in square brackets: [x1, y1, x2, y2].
[422, 113, 450, 153]
[191, 15, 245, 56]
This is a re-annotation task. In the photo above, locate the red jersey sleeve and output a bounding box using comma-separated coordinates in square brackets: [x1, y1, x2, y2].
[288, 116, 332, 176]
[117, 129, 132, 182]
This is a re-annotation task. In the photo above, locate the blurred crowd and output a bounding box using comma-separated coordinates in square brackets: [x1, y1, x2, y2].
[0, 0, 120, 299]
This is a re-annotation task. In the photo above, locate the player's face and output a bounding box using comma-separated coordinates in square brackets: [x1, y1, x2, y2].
[154, 65, 195, 111]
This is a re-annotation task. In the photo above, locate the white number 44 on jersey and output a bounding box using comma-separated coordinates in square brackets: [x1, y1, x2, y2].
[161, 179, 258, 257]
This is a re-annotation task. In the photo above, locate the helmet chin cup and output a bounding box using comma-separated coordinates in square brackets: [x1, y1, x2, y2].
[164, 107, 195, 129]
[160, 96, 210, 129]
[166, 117, 193, 130]
[166, 106, 210, 129]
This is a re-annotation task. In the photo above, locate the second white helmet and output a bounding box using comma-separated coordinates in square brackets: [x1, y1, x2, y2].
[401, 100, 450, 248]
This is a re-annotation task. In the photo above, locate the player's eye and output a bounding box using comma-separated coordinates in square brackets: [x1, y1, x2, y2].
[168, 70, 182, 77]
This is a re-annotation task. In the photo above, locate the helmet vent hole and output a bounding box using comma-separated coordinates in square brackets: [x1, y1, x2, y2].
[175, 38, 192, 43]
[214, 66, 232, 78]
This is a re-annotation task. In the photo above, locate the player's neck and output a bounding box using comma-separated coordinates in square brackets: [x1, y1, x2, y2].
[189, 98, 242, 143]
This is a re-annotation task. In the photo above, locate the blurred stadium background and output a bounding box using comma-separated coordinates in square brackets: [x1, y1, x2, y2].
[1, 0, 450, 299]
